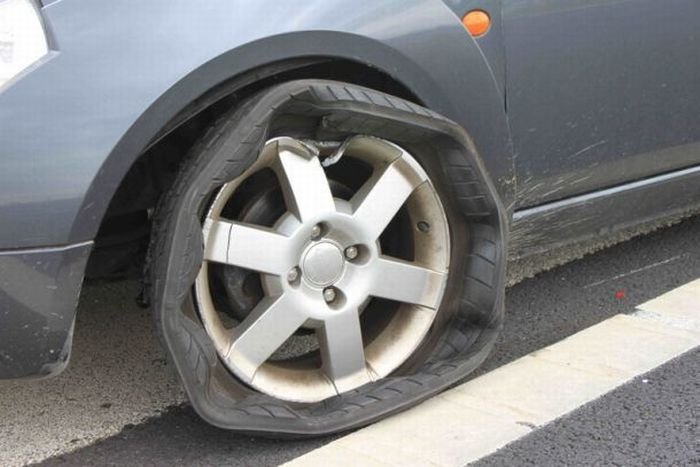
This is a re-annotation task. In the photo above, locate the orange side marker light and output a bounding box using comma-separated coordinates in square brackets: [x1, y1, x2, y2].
[462, 10, 491, 38]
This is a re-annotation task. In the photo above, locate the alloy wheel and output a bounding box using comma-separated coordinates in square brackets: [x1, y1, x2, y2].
[194, 135, 450, 403]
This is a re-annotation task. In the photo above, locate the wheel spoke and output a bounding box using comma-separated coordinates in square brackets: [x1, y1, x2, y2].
[203, 219, 293, 276]
[274, 143, 335, 223]
[369, 256, 446, 309]
[226, 294, 307, 381]
[317, 309, 371, 392]
[351, 157, 427, 240]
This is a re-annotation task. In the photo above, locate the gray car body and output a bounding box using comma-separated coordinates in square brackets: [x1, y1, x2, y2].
[1, 0, 699, 378]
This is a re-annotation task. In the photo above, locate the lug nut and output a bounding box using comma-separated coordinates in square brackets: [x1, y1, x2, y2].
[310, 224, 323, 240]
[287, 267, 300, 283]
[344, 245, 359, 260]
[323, 287, 337, 303]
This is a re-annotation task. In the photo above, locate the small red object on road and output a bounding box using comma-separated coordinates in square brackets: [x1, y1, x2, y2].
[614, 290, 626, 299]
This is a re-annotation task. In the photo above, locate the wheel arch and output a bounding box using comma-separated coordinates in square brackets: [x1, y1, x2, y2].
[69, 26, 513, 248]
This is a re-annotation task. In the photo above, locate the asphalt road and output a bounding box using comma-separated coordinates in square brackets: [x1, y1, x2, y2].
[476, 347, 699, 466]
[4, 216, 700, 466]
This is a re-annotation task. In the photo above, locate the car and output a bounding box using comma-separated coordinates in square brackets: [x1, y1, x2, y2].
[1, 0, 699, 436]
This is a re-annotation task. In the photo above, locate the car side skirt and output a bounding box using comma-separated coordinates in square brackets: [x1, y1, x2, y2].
[510, 164, 700, 259]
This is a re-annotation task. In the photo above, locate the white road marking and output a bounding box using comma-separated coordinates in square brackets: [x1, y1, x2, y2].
[637, 277, 700, 331]
[285, 279, 700, 467]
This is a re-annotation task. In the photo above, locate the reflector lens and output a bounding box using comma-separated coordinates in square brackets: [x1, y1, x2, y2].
[462, 10, 491, 38]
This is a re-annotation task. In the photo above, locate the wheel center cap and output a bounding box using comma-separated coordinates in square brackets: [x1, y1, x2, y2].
[302, 241, 344, 287]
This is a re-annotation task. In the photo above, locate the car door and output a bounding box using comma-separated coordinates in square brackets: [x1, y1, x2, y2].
[503, 0, 700, 208]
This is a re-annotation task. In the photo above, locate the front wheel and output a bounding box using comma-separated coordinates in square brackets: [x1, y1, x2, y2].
[149, 80, 506, 435]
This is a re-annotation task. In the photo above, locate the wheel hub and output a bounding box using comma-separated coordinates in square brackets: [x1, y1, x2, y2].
[301, 241, 345, 288]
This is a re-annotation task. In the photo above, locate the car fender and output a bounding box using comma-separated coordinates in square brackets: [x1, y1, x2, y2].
[0, 0, 513, 249]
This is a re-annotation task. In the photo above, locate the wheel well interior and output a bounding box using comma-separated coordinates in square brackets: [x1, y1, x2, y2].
[86, 58, 421, 280]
